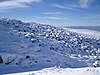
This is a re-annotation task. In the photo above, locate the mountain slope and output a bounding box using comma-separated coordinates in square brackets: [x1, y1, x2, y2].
[6, 67, 100, 75]
[0, 18, 100, 74]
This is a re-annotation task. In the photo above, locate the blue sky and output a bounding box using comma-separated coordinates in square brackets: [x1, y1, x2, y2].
[0, 0, 100, 26]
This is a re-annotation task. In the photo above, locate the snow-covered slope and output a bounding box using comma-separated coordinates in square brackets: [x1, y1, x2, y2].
[0, 18, 100, 74]
[6, 67, 100, 75]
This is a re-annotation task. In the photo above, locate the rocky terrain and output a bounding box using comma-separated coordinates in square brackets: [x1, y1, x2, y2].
[0, 18, 100, 74]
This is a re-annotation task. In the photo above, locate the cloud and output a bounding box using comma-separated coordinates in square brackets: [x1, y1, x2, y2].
[42, 12, 65, 15]
[52, 4, 79, 11]
[85, 14, 100, 19]
[52, 0, 93, 11]
[79, 0, 93, 8]
[36, 16, 68, 20]
[0, 0, 42, 10]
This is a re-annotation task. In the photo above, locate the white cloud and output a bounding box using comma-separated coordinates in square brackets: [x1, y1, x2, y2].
[0, 0, 42, 10]
[52, 4, 79, 11]
[85, 14, 100, 19]
[79, 0, 93, 8]
[42, 12, 65, 15]
[52, 0, 93, 11]
[36, 16, 68, 20]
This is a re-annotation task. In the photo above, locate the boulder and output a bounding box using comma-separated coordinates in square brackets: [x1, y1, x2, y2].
[0, 56, 3, 63]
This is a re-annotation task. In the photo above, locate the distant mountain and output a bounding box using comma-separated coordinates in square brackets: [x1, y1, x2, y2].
[0, 18, 100, 74]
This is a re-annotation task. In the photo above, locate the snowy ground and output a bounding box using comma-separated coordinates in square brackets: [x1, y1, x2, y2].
[5, 67, 100, 75]
[0, 18, 100, 75]
[4, 28, 100, 75]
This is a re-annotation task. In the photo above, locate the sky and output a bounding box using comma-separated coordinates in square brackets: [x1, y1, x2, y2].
[0, 0, 100, 27]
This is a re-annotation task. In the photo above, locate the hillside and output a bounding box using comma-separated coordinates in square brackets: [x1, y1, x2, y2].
[0, 18, 100, 74]
[6, 67, 100, 75]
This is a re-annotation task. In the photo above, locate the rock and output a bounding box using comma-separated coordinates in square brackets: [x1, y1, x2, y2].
[26, 55, 30, 59]
[0, 56, 3, 63]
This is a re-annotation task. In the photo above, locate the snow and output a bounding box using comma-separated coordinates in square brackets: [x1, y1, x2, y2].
[0, 18, 100, 75]
[5, 67, 100, 75]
